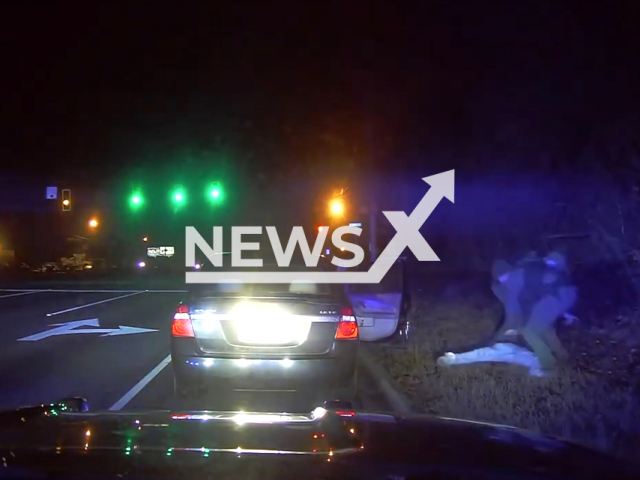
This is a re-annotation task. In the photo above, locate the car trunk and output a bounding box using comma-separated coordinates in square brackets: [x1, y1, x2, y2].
[348, 292, 402, 341]
[188, 295, 342, 357]
[345, 260, 405, 341]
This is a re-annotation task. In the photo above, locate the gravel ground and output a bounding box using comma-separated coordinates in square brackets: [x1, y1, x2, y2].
[366, 287, 640, 465]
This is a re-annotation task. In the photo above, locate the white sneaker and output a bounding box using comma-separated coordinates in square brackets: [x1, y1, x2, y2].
[436, 352, 456, 366]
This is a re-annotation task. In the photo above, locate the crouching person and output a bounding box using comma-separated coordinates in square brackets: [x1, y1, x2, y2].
[437, 251, 577, 377]
[522, 252, 577, 376]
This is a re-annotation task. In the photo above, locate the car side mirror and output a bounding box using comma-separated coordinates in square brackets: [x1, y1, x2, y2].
[55, 397, 89, 412]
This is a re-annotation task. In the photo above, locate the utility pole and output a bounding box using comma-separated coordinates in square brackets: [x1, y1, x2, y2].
[369, 186, 378, 262]
[360, 48, 378, 264]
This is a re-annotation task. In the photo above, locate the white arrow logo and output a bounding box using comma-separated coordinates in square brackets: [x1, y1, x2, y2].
[185, 170, 455, 284]
[17, 318, 159, 342]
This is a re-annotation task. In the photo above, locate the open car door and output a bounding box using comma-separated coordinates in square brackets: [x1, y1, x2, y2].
[344, 259, 411, 342]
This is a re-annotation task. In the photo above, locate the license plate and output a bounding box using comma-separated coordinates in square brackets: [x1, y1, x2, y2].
[235, 319, 310, 345]
[358, 317, 375, 327]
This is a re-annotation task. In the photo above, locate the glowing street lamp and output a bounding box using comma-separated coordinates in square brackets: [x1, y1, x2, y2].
[329, 198, 344, 217]
[88, 219, 98, 228]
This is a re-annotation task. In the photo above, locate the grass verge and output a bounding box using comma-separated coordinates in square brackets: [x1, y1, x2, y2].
[366, 291, 640, 465]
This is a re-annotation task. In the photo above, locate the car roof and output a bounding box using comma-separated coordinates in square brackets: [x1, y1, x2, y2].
[188, 253, 343, 297]
[196, 255, 333, 272]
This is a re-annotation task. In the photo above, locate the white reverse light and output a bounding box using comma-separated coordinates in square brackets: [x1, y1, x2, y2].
[233, 413, 293, 425]
[311, 407, 327, 420]
[231, 302, 311, 345]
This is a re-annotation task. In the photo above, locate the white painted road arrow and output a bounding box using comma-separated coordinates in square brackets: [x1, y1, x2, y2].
[101, 326, 159, 336]
[17, 318, 159, 342]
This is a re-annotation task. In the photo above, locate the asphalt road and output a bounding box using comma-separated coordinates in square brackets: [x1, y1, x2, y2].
[0, 287, 391, 414]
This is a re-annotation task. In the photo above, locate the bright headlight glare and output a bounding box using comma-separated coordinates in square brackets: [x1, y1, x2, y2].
[233, 413, 293, 425]
[231, 302, 311, 345]
[232, 302, 284, 318]
[311, 407, 327, 420]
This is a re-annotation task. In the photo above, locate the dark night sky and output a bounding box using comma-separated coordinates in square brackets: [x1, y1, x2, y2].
[1, 1, 639, 261]
[1, 1, 639, 186]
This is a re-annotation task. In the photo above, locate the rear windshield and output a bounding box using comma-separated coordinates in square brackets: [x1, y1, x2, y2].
[190, 282, 335, 297]
[189, 261, 341, 298]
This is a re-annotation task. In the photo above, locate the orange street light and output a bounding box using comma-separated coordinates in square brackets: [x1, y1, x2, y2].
[88, 219, 98, 228]
[329, 198, 344, 217]
[142, 236, 148, 242]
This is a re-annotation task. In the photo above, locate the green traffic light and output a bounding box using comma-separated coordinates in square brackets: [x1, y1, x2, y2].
[208, 182, 223, 203]
[130, 189, 143, 208]
[172, 186, 185, 205]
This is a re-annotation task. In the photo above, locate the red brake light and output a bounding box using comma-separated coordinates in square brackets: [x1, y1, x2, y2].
[336, 306, 358, 340]
[334, 410, 356, 417]
[177, 304, 189, 314]
[172, 304, 194, 337]
[170, 414, 190, 420]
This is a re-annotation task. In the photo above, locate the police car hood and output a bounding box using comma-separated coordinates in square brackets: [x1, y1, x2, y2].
[0, 403, 637, 480]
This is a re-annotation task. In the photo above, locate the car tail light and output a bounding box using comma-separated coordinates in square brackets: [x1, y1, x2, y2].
[172, 304, 194, 337]
[177, 304, 189, 314]
[334, 410, 356, 417]
[336, 306, 358, 340]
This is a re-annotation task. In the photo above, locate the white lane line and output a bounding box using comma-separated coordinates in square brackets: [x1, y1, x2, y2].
[0, 289, 187, 293]
[140, 290, 188, 293]
[0, 291, 41, 299]
[0, 289, 48, 292]
[43, 289, 142, 293]
[46, 291, 146, 316]
[109, 355, 172, 411]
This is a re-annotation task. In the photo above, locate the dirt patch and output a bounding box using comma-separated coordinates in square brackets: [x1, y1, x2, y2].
[367, 291, 640, 464]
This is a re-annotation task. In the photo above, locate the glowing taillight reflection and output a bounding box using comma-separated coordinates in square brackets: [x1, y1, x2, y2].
[172, 305, 194, 337]
[336, 306, 358, 339]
